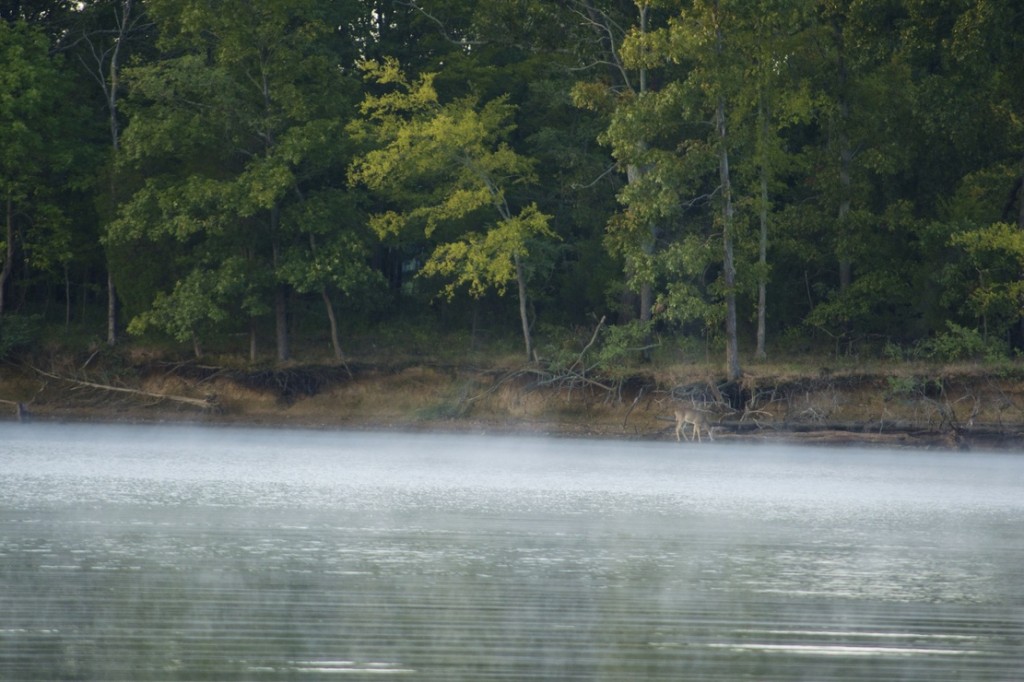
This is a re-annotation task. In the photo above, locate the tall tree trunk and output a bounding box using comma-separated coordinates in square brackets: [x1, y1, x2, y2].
[259, 56, 289, 363]
[717, 95, 742, 383]
[270, 203, 289, 362]
[713, 5, 741, 383]
[579, 1, 654, 361]
[489, 192, 534, 362]
[639, 278, 654, 325]
[628, 160, 654, 325]
[274, 286, 289, 362]
[756, 168, 768, 360]
[638, 252, 654, 362]
[106, 271, 117, 346]
[514, 253, 533, 361]
[755, 93, 770, 360]
[626, 161, 656, 360]
[634, 5, 655, 361]
[103, 1, 134, 347]
[0, 199, 13, 318]
[838, 127, 852, 292]
[105, 104, 120, 346]
[321, 286, 344, 362]
[304, 231, 346, 363]
[271, 220, 288, 363]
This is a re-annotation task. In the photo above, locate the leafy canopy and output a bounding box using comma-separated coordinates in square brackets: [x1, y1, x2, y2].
[349, 57, 555, 300]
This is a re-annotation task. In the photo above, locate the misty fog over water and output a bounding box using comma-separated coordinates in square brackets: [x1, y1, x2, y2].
[1, 423, 1022, 680]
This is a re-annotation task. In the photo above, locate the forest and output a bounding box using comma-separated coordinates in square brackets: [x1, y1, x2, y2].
[1, 0, 1023, 380]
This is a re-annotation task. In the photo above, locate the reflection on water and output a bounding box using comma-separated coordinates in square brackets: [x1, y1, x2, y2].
[1, 424, 1022, 680]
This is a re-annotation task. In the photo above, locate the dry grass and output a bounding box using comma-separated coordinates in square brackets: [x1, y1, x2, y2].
[4, 349, 1024, 448]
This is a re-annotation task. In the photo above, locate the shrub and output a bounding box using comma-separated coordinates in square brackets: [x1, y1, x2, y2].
[0, 315, 42, 360]
[915, 322, 1005, 362]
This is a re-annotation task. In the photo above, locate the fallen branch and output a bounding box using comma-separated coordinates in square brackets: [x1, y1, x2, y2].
[621, 385, 646, 431]
[570, 315, 606, 373]
[28, 365, 216, 410]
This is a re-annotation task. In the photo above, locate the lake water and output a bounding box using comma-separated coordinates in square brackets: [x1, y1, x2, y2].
[1, 423, 1022, 680]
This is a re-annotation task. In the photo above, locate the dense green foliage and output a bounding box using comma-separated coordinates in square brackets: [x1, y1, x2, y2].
[1, 0, 1023, 370]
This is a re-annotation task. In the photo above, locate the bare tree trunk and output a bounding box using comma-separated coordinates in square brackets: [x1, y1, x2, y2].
[638, 265, 654, 363]
[274, 286, 289, 362]
[106, 271, 117, 345]
[487, 188, 534, 362]
[838, 129, 852, 292]
[270, 202, 289, 362]
[635, 4, 655, 362]
[756, 167, 768, 360]
[628, 158, 655, 327]
[514, 254, 533, 361]
[103, 2, 134, 346]
[626, 161, 656, 361]
[717, 96, 742, 382]
[625, 163, 656, 316]
[303, 230, 346, 363]
[713, 7, 741, 383]
[321, 286, 344, 362]
[640, 280, 653, 324]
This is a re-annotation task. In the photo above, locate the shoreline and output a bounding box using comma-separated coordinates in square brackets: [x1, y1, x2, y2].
[4, 359, 1024, 452]
[6, 407, 1021, 452]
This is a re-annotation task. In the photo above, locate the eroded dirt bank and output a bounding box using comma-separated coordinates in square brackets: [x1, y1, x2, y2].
[3, 358, 1024, 450]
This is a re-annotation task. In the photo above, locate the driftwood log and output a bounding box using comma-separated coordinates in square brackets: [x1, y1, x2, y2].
[28, 366, 217, 411]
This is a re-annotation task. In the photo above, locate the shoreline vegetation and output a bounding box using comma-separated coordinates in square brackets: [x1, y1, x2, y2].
[4, 351, 1024, 452]
[4, 3, 1024, 457]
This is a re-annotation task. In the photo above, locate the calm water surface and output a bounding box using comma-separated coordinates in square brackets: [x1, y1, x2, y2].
[1, 423, 1022, 680]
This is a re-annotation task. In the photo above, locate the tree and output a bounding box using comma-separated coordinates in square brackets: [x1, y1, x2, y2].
[572, 1, 662, 352]
[611, 0, 746, 380]
[0, 1, 77, 26]
[374, 0, 622, 333]
[62, 0, 152, 346]
[0, 20, 76, 321]
[350, 58, 556, 360]
[730, 0, 815, 359]
[949, 223, 1024, 341]
[110, 0, 370, 361]
[277, 189, 382, 363]
[941, 0, 1024, 344]
[798, 0, 921, 345]
[705, 1, 743, 381]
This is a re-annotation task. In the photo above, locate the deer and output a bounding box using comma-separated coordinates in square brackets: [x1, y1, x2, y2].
[674, 407, 715, 443]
